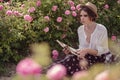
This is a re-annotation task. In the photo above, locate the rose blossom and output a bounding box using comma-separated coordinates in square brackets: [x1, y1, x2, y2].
[13, 11, 22, 17]
[28, 7, 36, 13]
[43, 27, 49, 33]
[56, 17, 62, 22]
[52, 5, 58, 11]
[6, 10, 13, 16]
[36, 0, 41, 7]
[72, 71, 88, 80]
[16, 58, 42, 76]
[117, 0, 120, 4]
[47, 64, 66, 80]
[0, 0, 3, 2]
[0, 5, 3, 11]
[95, 70, 109, 80]
[72, 11, 77, 17]
[61, 34, 67, 39]
[76, 4, 81, 11]
[68, 0, 74, 6]
[24, 14, 33, 22]
[20, 4, 25, 9]
[52, 50, 59, 56]
[65, 10, 71, 15]
[44, 16, 50, 21]
[52, 55, 58, 60]
[71, 6, 76, 11]
[104, 4, 109, 9]
[111, 35, 117, 41]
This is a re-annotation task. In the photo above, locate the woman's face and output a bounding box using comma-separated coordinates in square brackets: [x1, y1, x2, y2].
[79, 10, 91, 25]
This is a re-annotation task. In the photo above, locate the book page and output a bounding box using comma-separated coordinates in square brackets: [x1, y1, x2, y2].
[56, 40, 78, 56]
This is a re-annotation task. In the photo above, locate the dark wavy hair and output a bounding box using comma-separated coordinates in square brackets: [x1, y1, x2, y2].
[78, 6, 97, 21]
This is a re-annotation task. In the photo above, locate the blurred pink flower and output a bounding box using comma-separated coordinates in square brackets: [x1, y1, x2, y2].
[20, 4, 25, 9]
[47, 64, 66, 80]
[72, 71, 88, 80]
[0, 5, 3, 10]
[71, 6, 76, 11]
[43, 27, 49, 33]
[65, 10, 71, 15]
[16, 58, 42, 76]
[68, 0, 74, 6]
[104, 4, 109, 9]
[95, 70, 109, 80]
[52, 50, 59, 56]
[24, 15, 33, 22]
[6, 10, 13, 16]
[28, 7, 36, 13]
[44, 16, 50, 21]
[13, 11, 22, 17]
[57, 17, 62, 22]
[0, 0, 3, 2]
[117, 0, 120, 4]
[52, 55, 58, 60]
[36, 0, 41, 7]
[52, 5, 58, 11]
[72, 11, 77, 17]
[111, 35, 117, 41]
[76, 4, 81, 11]
[61, 34, 67, 39]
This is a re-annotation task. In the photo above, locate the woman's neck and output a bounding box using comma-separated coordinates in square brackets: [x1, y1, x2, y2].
[84, 22, 96, 30]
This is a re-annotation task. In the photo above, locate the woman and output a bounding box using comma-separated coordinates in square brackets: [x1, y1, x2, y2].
[54, 2, 114, 76]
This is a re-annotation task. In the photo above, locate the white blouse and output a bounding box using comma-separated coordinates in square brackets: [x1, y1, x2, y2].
[77, 23, 109, 56]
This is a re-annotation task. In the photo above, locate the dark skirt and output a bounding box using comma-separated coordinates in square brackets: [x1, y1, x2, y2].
[55, 52, 115, 76]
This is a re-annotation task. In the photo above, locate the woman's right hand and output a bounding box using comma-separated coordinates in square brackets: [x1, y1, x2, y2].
[62, 46, 70, 55]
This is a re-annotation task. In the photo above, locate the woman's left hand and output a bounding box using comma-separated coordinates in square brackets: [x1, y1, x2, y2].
[77, 48, 88, 58]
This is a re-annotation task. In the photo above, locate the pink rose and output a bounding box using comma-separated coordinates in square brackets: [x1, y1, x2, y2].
[52, 55, 58, 60]
[117, 0, 120, 4]
[36, 0, 41, 7]
[61, 34, 67, 39]
[65, 10, 71, 15]
[0, 0, 3, 2]
[72, 71, 88, 80]
[56, 17, 62, 22]
[71, 6, 76, 11]
[24, 14, 33, 22]
[111, 35, 117, 41]
[95, 70, 109, 80]
[104, 4, 109, 9]
[28, 7, 35, 13]
[20, 4, 25, 9]
[16, 58, 42, 76]
[68, 0, 74, 6]
[44, 16, 50, 21]
[13, 11, 22, 17]
[47, 64, 66, 80]
[0, 5, 3, 11]
[6, 10, 13, 16]
[43, 27, 49, 33]
[52, 5, 58, 11]
[52, 50, 59, 56]
[72, 11, 77, 17]
[76, 4, 81, 11]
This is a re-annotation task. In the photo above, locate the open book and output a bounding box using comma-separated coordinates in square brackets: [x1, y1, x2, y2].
[56, 40, 79, 56]
[56, 40, 88, 69]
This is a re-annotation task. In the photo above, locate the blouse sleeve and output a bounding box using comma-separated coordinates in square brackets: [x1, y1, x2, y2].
[96, 27, 109, 56]
[77, 26, 83, 49]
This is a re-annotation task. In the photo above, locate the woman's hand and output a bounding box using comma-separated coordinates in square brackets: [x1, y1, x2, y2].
[77, 48, 88, 58]
[62, 46, 70, 55]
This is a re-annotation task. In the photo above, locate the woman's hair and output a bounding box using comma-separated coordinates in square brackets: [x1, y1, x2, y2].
[78, 6, 97, 21]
